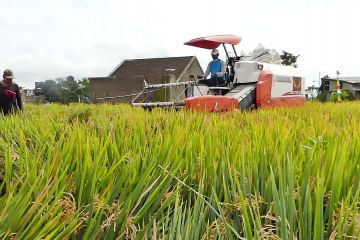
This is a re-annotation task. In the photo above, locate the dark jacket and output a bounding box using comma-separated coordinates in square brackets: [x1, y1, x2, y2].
[0, 80, 23, 115]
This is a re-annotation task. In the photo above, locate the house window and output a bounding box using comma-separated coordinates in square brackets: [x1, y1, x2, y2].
[322, 80, 330, 91]
[354, 83, 360, 88]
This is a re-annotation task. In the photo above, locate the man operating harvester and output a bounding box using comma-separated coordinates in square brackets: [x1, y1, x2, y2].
[0, 69, 23, 115]
[198, 48, 227, 86]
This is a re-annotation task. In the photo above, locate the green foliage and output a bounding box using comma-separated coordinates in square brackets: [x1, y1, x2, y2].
[38, 76, 89, 104]
[280, 51, 299, 67]
[329, 89, 354, 102]
[0, 103, 360, 239]
[317, 91, 328, 102]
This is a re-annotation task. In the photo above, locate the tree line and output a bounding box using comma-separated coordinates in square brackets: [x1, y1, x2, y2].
[36, 76, 89, 104]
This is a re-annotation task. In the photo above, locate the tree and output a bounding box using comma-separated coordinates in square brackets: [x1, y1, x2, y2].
[41, 80, 61, 102]
[37, 76, 90, 104]
[77, 78, 90, 103]
[58, 76, 80, 103]
[305, 85, 319, 100]
[280, 51, 299, 67]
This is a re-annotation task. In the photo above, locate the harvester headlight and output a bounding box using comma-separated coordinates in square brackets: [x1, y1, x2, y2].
[258, 64, 263, 70]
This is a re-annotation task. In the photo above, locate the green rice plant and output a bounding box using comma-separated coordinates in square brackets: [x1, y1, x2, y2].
[0, 102, 359, 239]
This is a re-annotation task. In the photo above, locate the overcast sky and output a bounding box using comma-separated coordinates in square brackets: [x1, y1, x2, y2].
[0, 0, 359, 88]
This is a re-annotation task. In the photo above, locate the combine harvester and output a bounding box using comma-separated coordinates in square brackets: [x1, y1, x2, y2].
[132, 34, 305, 112]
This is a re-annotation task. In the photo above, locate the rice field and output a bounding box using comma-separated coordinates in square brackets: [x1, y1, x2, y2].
[0, 102, 359, 239]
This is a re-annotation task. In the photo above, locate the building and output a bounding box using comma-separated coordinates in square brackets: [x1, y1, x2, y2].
[20, 88, 46, 104]
[320, 75, 360, 100]
[34, 82, 45, 96]
[89, 56, 203, 104]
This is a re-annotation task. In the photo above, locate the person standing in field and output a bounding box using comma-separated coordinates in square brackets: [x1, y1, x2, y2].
[0, 69, 23, 115]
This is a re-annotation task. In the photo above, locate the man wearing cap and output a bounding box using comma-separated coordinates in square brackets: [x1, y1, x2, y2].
[198, 48, 227, 86]
[0, 69, 23, 115]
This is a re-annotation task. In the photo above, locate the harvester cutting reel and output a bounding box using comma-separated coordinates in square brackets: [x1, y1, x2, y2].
[131, 79, 202, 109]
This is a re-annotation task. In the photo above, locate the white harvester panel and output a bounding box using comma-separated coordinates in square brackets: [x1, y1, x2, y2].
[263, 64, 305, 98]
[233, 61, 262, 84]
[192, 85, 209, 97]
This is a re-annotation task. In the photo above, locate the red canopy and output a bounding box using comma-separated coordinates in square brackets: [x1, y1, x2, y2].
[184, 35, 241, 49]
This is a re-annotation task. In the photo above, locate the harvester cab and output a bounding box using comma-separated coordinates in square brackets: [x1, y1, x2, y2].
[184, 35, 242, 94]
[132, 34, 306, 112]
